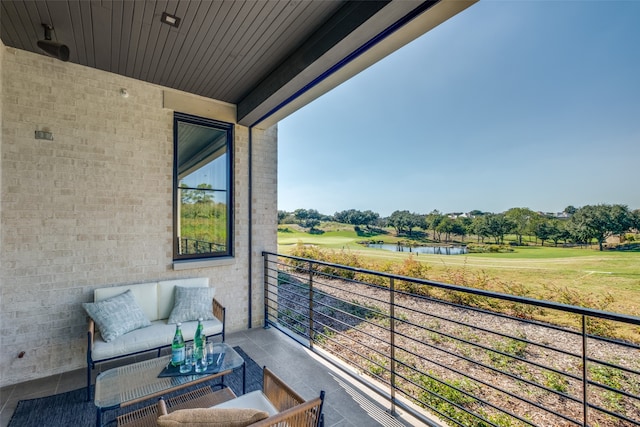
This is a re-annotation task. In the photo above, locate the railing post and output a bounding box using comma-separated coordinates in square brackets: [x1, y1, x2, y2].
[263, 252, 270, 329]
[309, 261, 314, 349]
[582, 315, 588, 427]
[390, 277, 396, 415]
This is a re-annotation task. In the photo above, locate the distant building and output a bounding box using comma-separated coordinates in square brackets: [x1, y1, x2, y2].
[537, 211, 571, 219]
[447, 212, 475, 219]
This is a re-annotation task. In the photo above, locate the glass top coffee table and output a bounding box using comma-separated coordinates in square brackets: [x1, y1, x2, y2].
[94, 342, 244, 427]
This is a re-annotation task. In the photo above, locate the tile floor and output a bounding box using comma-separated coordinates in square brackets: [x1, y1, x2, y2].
[0, 327, 430, 426]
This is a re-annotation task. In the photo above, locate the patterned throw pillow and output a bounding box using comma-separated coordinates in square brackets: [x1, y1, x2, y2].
[168, 286, 216, 324]
[82, 290, 151, 343]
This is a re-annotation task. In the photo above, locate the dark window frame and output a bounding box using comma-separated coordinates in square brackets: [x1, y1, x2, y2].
[173, 112, 234, 261]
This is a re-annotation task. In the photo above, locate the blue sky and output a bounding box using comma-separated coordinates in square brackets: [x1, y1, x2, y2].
[278, 1, 640, 217]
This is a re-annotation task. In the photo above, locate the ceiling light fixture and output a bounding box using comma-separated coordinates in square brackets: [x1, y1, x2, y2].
[37, 23, 70, 62]
[160, 12, 180, 28]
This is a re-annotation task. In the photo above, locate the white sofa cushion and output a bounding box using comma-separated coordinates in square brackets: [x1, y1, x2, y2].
[95, 282, 159, 322]
[158, 278, 209, 320]
[92, 318, 223, 360]
[213, 390, 279, 416]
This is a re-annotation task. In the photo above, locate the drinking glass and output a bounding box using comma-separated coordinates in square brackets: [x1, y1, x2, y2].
[195, 341, 208, 373]
[206, 341, 216, 366]
[180, 344, 193, 373]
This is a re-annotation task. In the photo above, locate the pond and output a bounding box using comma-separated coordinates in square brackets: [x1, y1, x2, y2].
[366, 243, 468, 255]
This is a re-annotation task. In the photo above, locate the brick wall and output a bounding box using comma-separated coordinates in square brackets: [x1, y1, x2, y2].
[250, 125, 279, 326]
[0, 46, 277, 386]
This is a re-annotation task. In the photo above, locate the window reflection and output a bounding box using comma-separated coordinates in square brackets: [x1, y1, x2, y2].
[174, 114, 233, 259]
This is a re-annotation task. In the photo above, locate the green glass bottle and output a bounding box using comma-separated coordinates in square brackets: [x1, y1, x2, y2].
[194, 317, 204, 361]
[171, 322, 185, 367]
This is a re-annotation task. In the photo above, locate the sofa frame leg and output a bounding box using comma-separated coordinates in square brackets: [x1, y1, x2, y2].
[86, 365, 92, 401]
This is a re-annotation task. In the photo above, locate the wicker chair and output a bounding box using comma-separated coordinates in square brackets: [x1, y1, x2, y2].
[117, 367, 325, 427]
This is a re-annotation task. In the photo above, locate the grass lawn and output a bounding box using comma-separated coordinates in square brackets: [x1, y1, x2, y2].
[278, 223, 640, 340]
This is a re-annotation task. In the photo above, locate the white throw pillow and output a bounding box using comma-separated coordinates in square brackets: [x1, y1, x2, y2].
[168, 286, 216, 324]
[83, 290, 151, 342]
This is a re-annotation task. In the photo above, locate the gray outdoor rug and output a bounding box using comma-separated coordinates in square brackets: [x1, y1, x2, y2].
[8, 347, 262, 427]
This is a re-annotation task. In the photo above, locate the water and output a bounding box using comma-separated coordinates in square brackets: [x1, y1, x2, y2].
[366, 243, 467, 255]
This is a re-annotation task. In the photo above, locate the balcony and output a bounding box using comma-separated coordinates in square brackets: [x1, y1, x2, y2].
[2, 251, 638, 427]
[262, 251, 640, 427]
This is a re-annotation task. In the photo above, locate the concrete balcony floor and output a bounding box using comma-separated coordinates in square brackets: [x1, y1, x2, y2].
[0, 327, 426, 427]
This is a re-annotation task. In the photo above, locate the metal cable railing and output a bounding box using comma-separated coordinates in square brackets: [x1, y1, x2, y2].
[177, 237, 225, 254]
[263, 251, 640, 427]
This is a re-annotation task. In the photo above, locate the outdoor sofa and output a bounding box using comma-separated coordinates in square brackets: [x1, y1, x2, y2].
[84, 277, 225, 400]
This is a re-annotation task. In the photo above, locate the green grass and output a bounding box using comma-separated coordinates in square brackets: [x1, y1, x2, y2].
[278, 224, 369, 248]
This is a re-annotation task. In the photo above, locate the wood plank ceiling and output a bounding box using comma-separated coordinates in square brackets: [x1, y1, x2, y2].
[1, 1, 343, 100]
[1, 0, 476, 126]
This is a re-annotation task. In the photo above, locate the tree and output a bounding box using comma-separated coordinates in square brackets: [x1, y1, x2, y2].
[471, 215, 490, 243]
[333, 209, 351, 224]
[302, 218, 321, 231]
[549, 220, 570, 247]
[334, 209, 380, 229]
[533, 218, 553, 246]
[633, 209, 640, 231]
[293, 208, 322, 231]
[293, 208, 309, 221]
[376, 216, 389, 228]
[549, 219, 571, 246]
[180, 183, 220, 221]
[361, 210, 381, 228]
[388, 210, 410, 236]
[484, 213, 514, 244]
[455, 217, 472, 242]
[505, 207, 535, 245]
[569, 204, 635, 251]
[436, 217, 455, 242]
[564, 205, 578, 215]
[426, 210, 445, 242]
[610, 204, 636, 242]
[181, 183, 215, 205]
[566, 216, 592, 247]
[407, 212, 422, 236]
[278, 210, 289, 224]
[388, 210, 421, 236]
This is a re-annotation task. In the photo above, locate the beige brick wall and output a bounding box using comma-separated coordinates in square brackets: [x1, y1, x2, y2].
[0, 46, 277, 386]
[250, 125, 279, 326]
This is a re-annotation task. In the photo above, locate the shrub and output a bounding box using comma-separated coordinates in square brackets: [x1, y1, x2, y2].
[544, 285, 618, 338]
[415, 373, 481, 426]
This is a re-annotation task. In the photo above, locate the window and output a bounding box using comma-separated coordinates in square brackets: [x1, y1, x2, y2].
[174, 113, 233, 260]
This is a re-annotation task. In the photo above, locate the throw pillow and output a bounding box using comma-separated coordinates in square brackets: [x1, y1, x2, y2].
[157, 407, 269, 427]
[168, 286, 216, 324]
[82, 290, 151, 343]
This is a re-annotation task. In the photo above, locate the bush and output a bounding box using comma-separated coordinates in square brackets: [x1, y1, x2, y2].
[544, 285, 618, 337]
[288, 243, 364, 280]
[466, 244, 514, 253]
